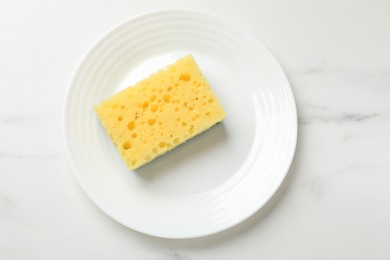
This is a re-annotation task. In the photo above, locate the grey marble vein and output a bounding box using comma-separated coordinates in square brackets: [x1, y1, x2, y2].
[299, 112, 380, 125]
[171, 251, 191, 260]
[0, 115, 54, 126]
[146, 245, 192, 260]
[343, 134, 353, 141]
[295, 65, 390, 79]
[298, 103, 389, 125]
[160, 248, 191, 260]
[300, 178, 322, 198]
[0, 152, 59, 160]
[300, 166, 359, 198]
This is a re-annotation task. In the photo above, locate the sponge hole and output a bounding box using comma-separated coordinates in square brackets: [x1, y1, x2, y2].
[151, 104, 158, 112]
[122, 141, 131, 150]
[127, 121, 135, 131]
[148, 118, 156, 125]
[117, 116, 123, 121]
[142, 101, 149, 109]
[180, 73, 191, 81]
[163, 94, 171, 103]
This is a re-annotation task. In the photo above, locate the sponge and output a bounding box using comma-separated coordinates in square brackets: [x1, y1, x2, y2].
[94, 55, 226, 170]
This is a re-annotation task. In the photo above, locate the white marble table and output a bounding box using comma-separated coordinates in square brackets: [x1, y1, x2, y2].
[1, 1, 389, 259]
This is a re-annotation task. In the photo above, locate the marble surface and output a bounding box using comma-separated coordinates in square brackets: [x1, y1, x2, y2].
[1, 0, 389, 259]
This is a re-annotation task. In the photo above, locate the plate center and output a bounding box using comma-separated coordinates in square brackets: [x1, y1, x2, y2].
[115, 53, 256, 195]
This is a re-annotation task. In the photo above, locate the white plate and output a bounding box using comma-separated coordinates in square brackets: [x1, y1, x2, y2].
[63, 10, 297, 238]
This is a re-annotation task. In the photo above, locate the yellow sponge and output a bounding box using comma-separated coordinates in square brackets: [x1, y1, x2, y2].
[94, 55, 226, 170]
